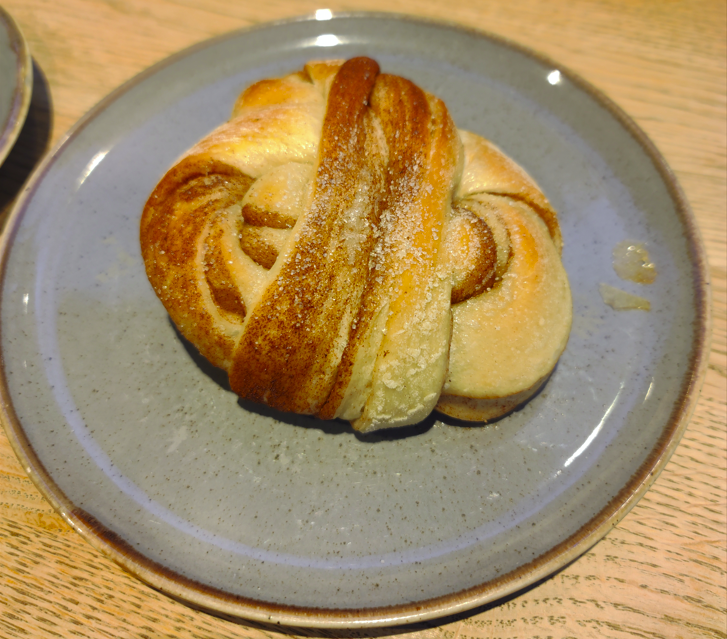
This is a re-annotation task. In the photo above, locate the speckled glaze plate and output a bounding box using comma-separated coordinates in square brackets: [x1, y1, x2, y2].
[0, 6, 31, 166]
[0, 13, 710, 628]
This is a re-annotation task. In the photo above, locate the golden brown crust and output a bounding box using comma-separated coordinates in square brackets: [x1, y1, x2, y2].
[140, 57, 572, 431]
[436, 372, 549, 422]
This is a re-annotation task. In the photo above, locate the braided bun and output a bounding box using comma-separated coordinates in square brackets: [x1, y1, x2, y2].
[140, 58, 571, 432]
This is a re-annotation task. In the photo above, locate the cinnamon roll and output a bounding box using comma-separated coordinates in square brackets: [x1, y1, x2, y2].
[140, 57, 572, 433]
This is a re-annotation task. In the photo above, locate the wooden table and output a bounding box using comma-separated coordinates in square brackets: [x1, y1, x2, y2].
[0, 1, 724, 637]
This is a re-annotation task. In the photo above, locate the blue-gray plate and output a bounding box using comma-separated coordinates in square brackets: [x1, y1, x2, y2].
[0, 6, 31, 166]
[0, 13, 710, 628]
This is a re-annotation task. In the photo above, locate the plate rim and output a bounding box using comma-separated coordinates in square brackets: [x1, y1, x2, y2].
[0, 10, 712, 629]
[0, 5, 32, 166]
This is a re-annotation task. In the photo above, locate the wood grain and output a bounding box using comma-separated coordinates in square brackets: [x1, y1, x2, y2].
[0, 0, 725, 637]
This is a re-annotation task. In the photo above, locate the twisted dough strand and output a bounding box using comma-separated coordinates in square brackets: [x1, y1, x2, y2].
[229, 57, 385, 414]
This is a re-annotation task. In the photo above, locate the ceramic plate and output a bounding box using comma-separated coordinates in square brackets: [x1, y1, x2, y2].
[0, 13, 710, 628]
[0, 6, 31, 166]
